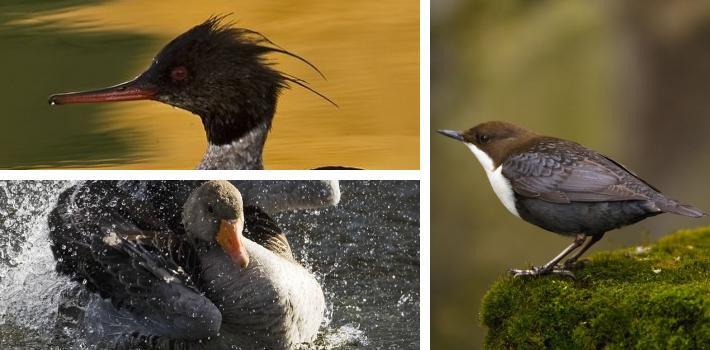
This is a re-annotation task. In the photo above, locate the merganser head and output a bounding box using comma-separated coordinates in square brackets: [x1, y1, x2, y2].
[49, 15, 331, 146]
[182, 180, 249, 268]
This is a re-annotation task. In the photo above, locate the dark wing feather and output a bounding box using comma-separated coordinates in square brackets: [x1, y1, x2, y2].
[243, 206, 294, 261]
[49, 181, 202, 307]
[50, 182, 225, 343]
[502, 139, 654, 204]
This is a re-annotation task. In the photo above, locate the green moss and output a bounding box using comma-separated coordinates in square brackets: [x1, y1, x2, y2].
[481, 228, 710, 350]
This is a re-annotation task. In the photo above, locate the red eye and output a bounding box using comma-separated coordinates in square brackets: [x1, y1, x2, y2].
[170, 66, 187, 81]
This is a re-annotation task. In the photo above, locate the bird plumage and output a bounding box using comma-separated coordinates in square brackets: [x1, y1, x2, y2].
[48, 181, 325, 349]
[49, 16, 342, 170]
[439, 121, 704, 277]
[501, 137, 704, 218]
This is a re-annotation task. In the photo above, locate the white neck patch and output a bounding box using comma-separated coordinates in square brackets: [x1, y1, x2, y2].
[198, 127, 267, 170]
[465, 143, 520, 217]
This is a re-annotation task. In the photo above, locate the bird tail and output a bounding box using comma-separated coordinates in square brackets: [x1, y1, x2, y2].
[658, 199, 705, 218]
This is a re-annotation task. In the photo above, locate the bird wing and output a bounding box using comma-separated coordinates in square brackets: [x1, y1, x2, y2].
[231, 180, 341, 213]
[501, 140, 654, 204]
[49, 182, 220, 340]
[244, 205, 295, 261]
[49, 181, 199, 293]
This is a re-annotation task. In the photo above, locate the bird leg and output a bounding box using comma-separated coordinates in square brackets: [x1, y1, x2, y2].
[563, 232, 605, 268]
[510, 233, 587, 278]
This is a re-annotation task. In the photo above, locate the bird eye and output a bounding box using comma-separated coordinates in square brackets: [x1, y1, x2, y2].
[170, 66, 188, 82]
[478, 134, 491, 144]
[206, 204, 214, 214]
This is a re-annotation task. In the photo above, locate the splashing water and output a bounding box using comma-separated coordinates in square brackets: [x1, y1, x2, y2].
[0, 181, 419, 349]
[0, 181, 76, 348]
[281, 181, 420, 349]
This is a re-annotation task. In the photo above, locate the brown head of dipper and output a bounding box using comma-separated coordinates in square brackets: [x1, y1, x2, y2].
[439, 121, 704, 277]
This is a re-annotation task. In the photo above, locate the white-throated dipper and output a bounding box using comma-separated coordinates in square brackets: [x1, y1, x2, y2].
[48, 16, 344, 170]
[438, 121, 705, 278]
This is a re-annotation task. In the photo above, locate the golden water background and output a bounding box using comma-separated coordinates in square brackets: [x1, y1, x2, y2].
[4, 0, 419, 169]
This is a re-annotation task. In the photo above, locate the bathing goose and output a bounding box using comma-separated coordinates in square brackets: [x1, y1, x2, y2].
[48, 180, 325, 349]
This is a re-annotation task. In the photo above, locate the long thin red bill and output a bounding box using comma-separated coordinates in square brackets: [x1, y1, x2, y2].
[49, 78, 156, 105]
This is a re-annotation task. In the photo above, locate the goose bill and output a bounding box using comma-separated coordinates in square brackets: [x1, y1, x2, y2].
[216, 218, 249, 268]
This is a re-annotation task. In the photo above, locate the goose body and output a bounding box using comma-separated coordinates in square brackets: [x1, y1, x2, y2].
[48, 181, 326, 349]
[199, 239, 324, 348]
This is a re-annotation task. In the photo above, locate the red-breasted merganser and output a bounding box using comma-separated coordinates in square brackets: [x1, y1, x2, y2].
[49, 16, 343, 170]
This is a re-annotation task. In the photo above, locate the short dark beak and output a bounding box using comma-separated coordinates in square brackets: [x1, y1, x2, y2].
[49, 74, 157, 106]
[437, 129, 464, 142]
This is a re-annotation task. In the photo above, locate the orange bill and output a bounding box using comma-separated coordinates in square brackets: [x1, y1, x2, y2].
[216, 218, 249, 268]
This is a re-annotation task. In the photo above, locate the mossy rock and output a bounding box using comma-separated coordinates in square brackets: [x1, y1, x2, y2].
[481, 228, 710, 350]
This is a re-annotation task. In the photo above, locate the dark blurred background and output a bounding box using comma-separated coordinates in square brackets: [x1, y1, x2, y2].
[432, 0, 710, 347]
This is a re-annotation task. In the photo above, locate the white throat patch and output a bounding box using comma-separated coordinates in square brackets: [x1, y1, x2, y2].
[465, 143, 520, 217]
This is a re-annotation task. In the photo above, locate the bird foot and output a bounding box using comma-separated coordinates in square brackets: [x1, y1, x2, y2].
[509, 266, 575, 279]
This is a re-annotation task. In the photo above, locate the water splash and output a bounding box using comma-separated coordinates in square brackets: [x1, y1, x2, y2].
[0, 181, 419, 349]
[307, 323, 370, 349]
[0, 181, 75, 348]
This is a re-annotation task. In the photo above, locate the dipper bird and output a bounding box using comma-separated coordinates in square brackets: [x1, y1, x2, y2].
[48, 16, 340, 170]
[438, 121, 705, 278]
[49, 180, 326, 349]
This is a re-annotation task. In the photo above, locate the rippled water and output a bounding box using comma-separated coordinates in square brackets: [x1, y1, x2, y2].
[0, 1, 419, 169]
[0, 181, 420, 349]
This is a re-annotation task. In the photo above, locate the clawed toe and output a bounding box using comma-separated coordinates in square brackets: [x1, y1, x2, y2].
[509, 266, 547, 277]
[509, 266, 575, 279]
[509, 268, 538, 277]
